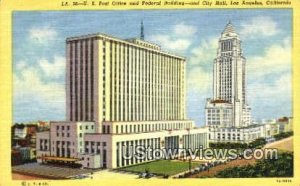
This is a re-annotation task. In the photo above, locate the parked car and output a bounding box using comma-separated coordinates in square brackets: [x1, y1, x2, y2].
[138, 172, 147, 178]
[72, 174, 89, 179]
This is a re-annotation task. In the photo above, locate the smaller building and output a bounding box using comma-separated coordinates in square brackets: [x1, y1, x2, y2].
[11, 150, 22, 166]
[205, 98, 251, 128]
[277, 117, 293, 133]
[11, 147, 36, 165]
[36, 121, 209, 169]
[19, 147, 36, 162]
[208, 116, 293, 143]
[205, 99, 233, 127]
[13, 124, 27, 138]
[36, 121, 50, 132]
[208, 125, 264, 143]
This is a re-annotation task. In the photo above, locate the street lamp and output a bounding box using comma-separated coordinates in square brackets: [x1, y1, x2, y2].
[186, 127, 191, 172]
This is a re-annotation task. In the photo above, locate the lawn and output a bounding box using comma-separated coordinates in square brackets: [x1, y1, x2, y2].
[119, 160, 201, 176]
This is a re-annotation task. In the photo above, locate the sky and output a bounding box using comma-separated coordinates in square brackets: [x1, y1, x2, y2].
[13, 9, 292, 126]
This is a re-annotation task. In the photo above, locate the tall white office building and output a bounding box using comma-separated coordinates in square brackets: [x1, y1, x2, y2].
[205, 21, 251, 129]
[36, 24, 209, 169]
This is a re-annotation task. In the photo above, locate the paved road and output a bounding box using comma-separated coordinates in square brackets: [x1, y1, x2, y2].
[12, 163, 94, 179]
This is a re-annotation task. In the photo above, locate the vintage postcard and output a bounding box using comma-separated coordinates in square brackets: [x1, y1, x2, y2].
[0, 0, 299, 186]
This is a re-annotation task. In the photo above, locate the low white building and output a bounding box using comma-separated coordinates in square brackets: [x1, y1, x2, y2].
[208, 117, 293, 143]
[14, 124, 27, 138]
[36, 121, 208, 169]
[208, 125, 264, 143]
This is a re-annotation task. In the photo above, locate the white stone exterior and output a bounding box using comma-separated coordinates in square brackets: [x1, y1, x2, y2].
[66, 34, 187, 130]
[36, 32, 209, 169]
[208, 125, 264, 143]
[205, 99, 233, 127]
[36, 131, 50, 162]
[206, 22, 251, 129]
[36, 121, 208, 169]
[14, 127, 27, 138]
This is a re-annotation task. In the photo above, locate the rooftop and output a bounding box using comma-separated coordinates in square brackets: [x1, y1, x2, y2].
[210, 99, 230, 104]
[66, 33, 185, 60]
[221, 21, 239, 38]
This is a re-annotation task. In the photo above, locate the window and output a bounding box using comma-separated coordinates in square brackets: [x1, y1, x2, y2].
[67, 126, 70, 130]
[103, 142, 106, 147]
[103, 125, 106, 134]
[86, 125, 88, 130]
[79, 133, 82, 137]
[56, 126, 59, 130]
[62, 126, 65, 130]
[80, 126, 82, 130]
[107, 126, 110, 134]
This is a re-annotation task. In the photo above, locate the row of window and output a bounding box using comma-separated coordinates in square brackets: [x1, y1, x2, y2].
[110, 40, 184, 122]
[68, 39, 95, 121]
[39, 139, 48, 151]
[114, 122, 192, 134]
[116, 138, 161, 167]
[56, 125, 70, 130]
[56, 125, 94, 131]
[56, 132, 70, 137]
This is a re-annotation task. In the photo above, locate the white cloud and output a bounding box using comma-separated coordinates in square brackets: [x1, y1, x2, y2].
[15, 60, 27, 71]
[247, 37, 291, 79]
[149, 22, 197, 53]
[247, 72, 292, 120]
[14, 59, 65, 110]
[149, 35, 191, 52]
[189, 37, 218, 66]
[29, 26, 58, 44]
[186, 66, 212, 126]
[248, 73, 291, 102]
[240, 16, 279, 38]
[174, 22, 197, 37]
[246, 37, 291, 120]
[187, 66, 212, 94]
[39, 56, 65, 79]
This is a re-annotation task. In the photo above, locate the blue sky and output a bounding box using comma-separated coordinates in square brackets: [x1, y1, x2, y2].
[13, 9, 292, 125]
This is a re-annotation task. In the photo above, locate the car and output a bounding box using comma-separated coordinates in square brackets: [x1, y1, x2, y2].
[138, 172, 147, 178]
[73, 174, 89, 179]
[145, 173, 154, 179]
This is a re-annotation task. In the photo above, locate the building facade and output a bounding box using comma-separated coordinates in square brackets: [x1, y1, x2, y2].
[205, 22, 293, 144]
[208, 125, 264, 143]
[66, 34, 186, 127]
[36, 30, 209, 169]
[205, 21, 251, 129]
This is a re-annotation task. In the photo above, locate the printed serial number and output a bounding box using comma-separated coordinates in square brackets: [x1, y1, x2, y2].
[276, 179, 292, 183]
